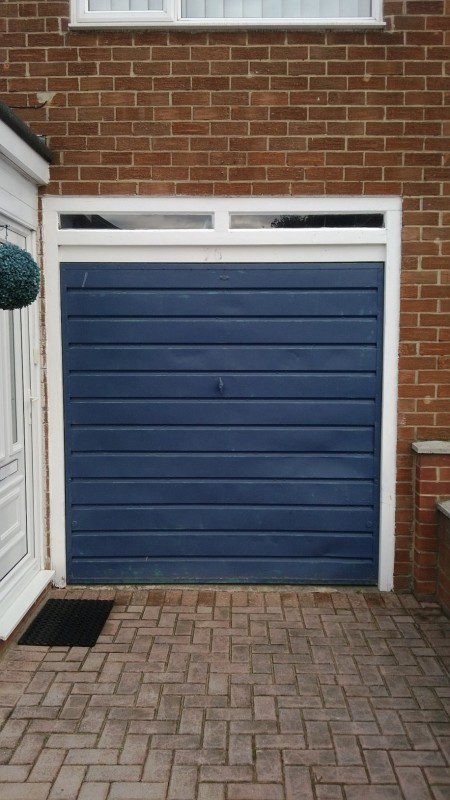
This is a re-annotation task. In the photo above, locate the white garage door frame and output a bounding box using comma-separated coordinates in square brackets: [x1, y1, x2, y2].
[42, 195, 401, 591]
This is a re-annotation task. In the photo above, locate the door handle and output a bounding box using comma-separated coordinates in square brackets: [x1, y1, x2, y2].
[217, 377, 224, 394]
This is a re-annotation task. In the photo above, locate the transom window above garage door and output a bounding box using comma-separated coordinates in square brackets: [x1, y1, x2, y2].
[59, 211, 385, 230]
[71, 0, 383, 27]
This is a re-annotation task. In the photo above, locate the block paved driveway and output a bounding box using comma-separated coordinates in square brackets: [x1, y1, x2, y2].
[0, 588, 449, 800]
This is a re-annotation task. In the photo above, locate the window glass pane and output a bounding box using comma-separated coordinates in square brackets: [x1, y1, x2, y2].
[60, 213, 214, 230]
[230, 213, 384, 229]
[205, 0, 224, 15]
[88, 0, 164, 9]
[181, 0, 371, 16]
[224, 0, 243, 15]
[0, 222, 27, 249]
[242, 0, 262, 14]
[319, 0, 340, 16]
[182, 0, 206, 15]
[83, 0, 373, 18]
[0, 222, 26, 447]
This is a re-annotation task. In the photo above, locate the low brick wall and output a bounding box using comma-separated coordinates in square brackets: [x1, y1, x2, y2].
[437, 501, 450, 617]
[412, 441, 450, 600]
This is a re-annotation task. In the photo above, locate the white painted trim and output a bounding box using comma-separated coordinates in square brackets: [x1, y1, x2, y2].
[0, 211, 50, 634]
[377, 205, 401, 592]
[0, 569, 54, 640]
[70, 17, 385, 28]
[43, 209, 67, 589]
[371, 0, 383, 22]
[28, 229, 48, 581]
[70, 0, 384, 28]
[59, 244, 386, 263]
[42, 195, 401, 591]
[44, 196, 400, 214]
[57, 229, 387, 247]
[71, 0, 174, 25]
[0, 120, 50, 186]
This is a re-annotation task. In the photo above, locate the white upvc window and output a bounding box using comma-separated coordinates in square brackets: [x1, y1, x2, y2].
[70, 0, 383, 27]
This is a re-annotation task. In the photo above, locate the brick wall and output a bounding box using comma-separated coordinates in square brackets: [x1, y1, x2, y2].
[412, 445, 450, 599]
[1, 0, 449, 589]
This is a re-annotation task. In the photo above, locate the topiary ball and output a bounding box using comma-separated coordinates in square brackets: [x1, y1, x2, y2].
[0, 242, 40, 310]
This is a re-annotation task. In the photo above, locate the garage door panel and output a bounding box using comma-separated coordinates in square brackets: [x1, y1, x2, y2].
[71, 453, 375, 479]
[72, 532, 374, 559]
[68, 345, 377, 373]
[71, 426, 374, 453]
[70, 399, 375, 426]
[70, 557, 376, 583]
[73, 506, 373, 533]
[71, 479, 374, 506]
[66, 289, 378, 318]
[69, 373, 377, 400]
[63, 263, 381, 290]
[68, 318, 377, 345]
[62, 261, 383, 584]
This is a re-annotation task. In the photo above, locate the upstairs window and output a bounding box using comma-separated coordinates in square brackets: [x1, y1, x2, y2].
[71, 0, 383, 27]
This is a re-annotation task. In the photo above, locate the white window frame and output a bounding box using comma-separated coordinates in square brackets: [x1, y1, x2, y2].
[70, 0, 384, 28]
[43, 195, 400, 593]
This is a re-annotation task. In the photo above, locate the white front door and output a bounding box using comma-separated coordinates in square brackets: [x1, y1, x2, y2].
[0, 224, 33, 583]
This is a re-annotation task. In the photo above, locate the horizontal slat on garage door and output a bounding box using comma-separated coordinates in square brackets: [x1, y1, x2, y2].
[70, 454, 375, 479]
[63, 264, 381, 289]
[71, 400, 376, 425]
[68, 345, 377, 373]
[73, 505, 373, 532]
[61, 262, 383, 584]
[70, 316, 377, 345]
[67, 318, 377, 344]
[74, 558, 374, 583]
[69, 374, 377, 399]
[71, 480, 373, 506]
[71, 426, 374, 452]
[66, 289, 378, 317]
[72, 533, 374, 560]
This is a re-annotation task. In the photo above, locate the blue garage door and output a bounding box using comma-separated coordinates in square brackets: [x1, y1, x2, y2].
[61, 262, 383, 584]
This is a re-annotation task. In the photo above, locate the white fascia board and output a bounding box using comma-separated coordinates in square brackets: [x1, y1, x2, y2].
[0, 119, 50, 186]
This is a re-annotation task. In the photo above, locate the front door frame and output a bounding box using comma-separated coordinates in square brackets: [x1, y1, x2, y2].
[0, 211, 49, 635]
[42, 195, 401, 591]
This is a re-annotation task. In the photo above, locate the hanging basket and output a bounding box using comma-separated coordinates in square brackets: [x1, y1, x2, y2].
[0, 242, 40, 310]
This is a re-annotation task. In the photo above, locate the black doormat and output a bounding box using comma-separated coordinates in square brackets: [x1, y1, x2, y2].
[18, 599, 114, 647]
